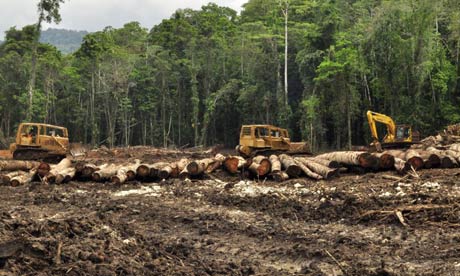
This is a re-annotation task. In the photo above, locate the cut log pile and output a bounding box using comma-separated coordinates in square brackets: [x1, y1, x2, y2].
[3, 144, 460, 186]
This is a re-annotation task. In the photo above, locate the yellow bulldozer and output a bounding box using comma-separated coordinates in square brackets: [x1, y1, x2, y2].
[5, 123, 85, 161]
[236, 124, 310, 157]
[366, 110, 420, 151]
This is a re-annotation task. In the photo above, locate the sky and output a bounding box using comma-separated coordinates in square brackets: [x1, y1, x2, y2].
[0, 0, 247, 39]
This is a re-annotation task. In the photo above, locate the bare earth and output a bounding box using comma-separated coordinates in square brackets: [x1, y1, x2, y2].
[1, 152, 460, 275]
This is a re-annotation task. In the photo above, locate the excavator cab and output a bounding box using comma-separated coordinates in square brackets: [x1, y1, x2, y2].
[367, 110, 420, 151]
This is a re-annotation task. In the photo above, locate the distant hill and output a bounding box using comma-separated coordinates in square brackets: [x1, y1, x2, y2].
[40, 28, 88, 54]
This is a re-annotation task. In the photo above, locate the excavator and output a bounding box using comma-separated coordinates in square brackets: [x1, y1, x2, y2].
[6, 123, 86, 161]
[367, 110, 420, 152]
[236, 124, 310, 157]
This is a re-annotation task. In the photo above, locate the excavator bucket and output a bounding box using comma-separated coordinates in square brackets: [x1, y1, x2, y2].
[69, 143, 88, 157]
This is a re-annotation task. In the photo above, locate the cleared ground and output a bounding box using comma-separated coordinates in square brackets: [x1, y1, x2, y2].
[0, 152, 460, 275]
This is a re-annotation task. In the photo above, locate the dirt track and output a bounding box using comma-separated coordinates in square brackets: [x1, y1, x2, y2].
[1, 165, 460, 275]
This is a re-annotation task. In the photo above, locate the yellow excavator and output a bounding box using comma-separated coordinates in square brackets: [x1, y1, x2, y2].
[236, 124, 310, 157]
[366, 110, 420, 152]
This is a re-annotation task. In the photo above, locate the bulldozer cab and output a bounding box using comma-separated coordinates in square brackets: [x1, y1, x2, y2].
[13, 123, 69, 154]
[240, 125, 290, 148]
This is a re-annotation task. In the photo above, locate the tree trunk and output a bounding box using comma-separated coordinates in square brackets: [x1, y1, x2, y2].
[279, 154, 301, 177]
[269, 155, 281, 173]
[272, 171, 289, 182]
[295, 157, 337, 179]
[2, 171, 26, 185]
[186, 158, 214, 176]
[305, 157, 340, 169]
[92, 164, 119, 182]
[11, 169, 37, 187]
[55, 168, 76, 184]
[43, 158, 72, 184]
[316, 151, 379, 169]
[0, 160, 40, 172]
[371, 153, 395, 170]
[205, 154, 226, 174]
[223, 156, 245, 174]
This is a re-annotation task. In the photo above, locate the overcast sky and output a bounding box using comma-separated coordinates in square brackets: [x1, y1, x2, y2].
[0, 0, 247, 39]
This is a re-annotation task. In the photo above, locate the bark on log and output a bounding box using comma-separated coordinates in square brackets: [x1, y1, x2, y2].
[81, 163, 103, 178]
[403, 150, 424, 170]
[205, 154, 226, 174]
[136, 164, 152, 179]
[269, 155, 281, 173]
[37, 162, 51, 178]
[43, 158, 72, 184]
[55, 168, 76, 184]
[187, 158, 214, 176]
[149, 162, 169, 178]
[440, 155, 457, 168]
[179, 166, 190, 180]
[449, 143, 460, 152]
[11, 169, 36, 186]
[394, 158, 410, 174]
[316, 151, 379, 170]
[371, 153, 395, 170]
[272, 171, 289, 182]
[223, 156, 245, 174]
[295, 157, 338, 179]
[165, 158, 189, 179]
[92, 164, 119, 182]
[295, 159, 322, 180]
[416, 151, 441, 169]
[2, 171, 26, 185]
[306, 157, 340, 169]
[279, 154, 302, 177]
[0, 160, 40, 172]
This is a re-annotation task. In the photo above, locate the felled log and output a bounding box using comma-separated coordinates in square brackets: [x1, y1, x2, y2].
[279, 154, 302, 177]
[92, 164, 120, 182]
[402, 150, 424, 170]
[205, 154, 226, 174]
[440, 155, 457, 168]
[111, 167, 129, 185]
[449, 143, 460, 152]
[43, 158, 72, 184]
[11, 169, 37, 186]
[306, 157, 340, 169]
[316, 151, 379, 170]
[394, 158, 410, 174]
[160, 158, 189, 179]
[269, 155, 281, 173]
[272, 171, 289, 182]
[136, 164, 152, 179]
[179, 166, 190, 180]
[55, 168, 76, 184]
[295, 157, 337, 179]
[186, 158, 214, 176]
[295, 159, 322, 180]
[247, 156, 271, 177]
[371, 153, 395, 170]
[149, 162, 169, 178]
[223, 156, 245, 174]
[81, 163, 103, 179]
[0, 160, 40, 172]
[37, 162, 51, 178]
[2, 171, 26, 185]
[416, 151, 441, 169]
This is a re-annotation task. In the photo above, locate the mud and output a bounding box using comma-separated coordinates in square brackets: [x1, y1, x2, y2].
[1, 166, 460, 275]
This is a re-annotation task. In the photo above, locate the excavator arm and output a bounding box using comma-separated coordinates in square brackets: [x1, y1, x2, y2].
[366, 110, 397, 144]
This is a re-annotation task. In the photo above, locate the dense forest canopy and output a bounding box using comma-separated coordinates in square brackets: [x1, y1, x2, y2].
[0, 0, 460, 151]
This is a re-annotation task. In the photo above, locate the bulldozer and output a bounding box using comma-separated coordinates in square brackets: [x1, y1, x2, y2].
[236, 124, 310, 157]
[367, 110, 420, 152]
[7, 123, 84, 161]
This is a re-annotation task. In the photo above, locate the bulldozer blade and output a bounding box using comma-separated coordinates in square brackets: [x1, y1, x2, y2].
[287, 142, 311, 155]
[69, 143, 88, 157]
